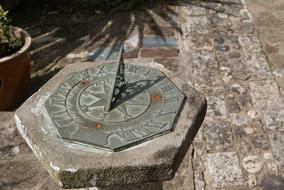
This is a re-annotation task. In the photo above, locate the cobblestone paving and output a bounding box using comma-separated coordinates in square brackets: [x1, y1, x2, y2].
[177, 0, 284, 189]
[1, 0, 284, 189]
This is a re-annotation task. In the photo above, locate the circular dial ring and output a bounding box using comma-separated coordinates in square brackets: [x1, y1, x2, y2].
[45, 63, 185, 151]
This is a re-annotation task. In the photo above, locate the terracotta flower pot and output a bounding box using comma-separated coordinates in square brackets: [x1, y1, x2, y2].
[0, 27, 32, 110]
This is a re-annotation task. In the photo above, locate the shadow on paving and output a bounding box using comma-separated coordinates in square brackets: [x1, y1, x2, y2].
[8, 0, 241, 110]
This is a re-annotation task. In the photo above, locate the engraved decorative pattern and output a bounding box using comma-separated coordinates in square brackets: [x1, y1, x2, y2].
[45, 63, 185, 151]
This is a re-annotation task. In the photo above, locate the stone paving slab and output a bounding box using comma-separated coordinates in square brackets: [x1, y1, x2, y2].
[207, 152, 244, 188]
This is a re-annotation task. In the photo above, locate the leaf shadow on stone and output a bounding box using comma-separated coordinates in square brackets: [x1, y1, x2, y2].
[10, 0, 181, 95]
[9, 0, 240, 110]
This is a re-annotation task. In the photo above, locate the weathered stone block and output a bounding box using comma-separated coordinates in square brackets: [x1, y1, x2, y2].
[207, 152, 244, 188]
[269, 133, 284, 167]
[14, 59, 206, 189]
[206, 96, 227, 118]
[242, 155, 264, 174]
[203, 119, 233, 152]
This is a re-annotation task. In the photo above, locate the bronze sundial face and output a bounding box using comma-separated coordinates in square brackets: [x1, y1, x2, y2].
[45, 48, 185, 151]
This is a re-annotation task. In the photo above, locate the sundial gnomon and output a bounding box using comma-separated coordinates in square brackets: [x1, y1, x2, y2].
[46, 45, 185, 151]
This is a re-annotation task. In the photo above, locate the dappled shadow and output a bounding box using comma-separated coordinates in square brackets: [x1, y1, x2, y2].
[11, 0, 181, 68]
[9, 0, 182, 96]
[7, 0, 241, 109]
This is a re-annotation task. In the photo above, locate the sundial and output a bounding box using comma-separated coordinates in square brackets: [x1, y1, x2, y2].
[45, 45, 185, 151]
[15, 45, 206, 189]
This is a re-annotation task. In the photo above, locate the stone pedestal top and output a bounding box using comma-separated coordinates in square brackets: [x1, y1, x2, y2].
[14, 58, 206, 189]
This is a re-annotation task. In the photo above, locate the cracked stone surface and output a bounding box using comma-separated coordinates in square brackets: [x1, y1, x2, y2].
[1, 0, 284, 189]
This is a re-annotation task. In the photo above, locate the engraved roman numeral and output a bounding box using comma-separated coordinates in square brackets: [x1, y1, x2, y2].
[145, 121, 167, 129]
[134, 126, 156, 136]
[164, 96, 179, 104]
[161, 85, 174, 93]
[81, 104, 90, 112]
[97, 65, 106, 74]
[57, 86, 71, 97]
[57, 118, 74, 126]
[65, 70, 90, 88]
[116, 130, 137, 141]
[65, 76, 79, 87]
[125, 99, 147, 106]
[52, 110, 76, 128]
[52, 110, 68, 116]
[51, 97, 65, 106]
[116, 126, 156, 142]
[78, 70, 90, 79]
[68, 110, 81, 122]
[83, 90, 90, 96]
[128, 65, 141, 73]
[156, 109, 176, 118]
[144, 70, 151, 76]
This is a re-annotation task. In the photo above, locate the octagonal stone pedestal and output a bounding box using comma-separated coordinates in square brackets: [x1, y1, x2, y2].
[14, 59, 207, 189]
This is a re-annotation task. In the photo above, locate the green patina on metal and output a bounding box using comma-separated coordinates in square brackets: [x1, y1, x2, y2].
[45, 50, 184, 151]
[105, 44, 126, 112]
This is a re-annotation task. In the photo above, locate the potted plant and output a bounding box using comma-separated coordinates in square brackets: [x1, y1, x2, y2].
[0, 5, 31, 110]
